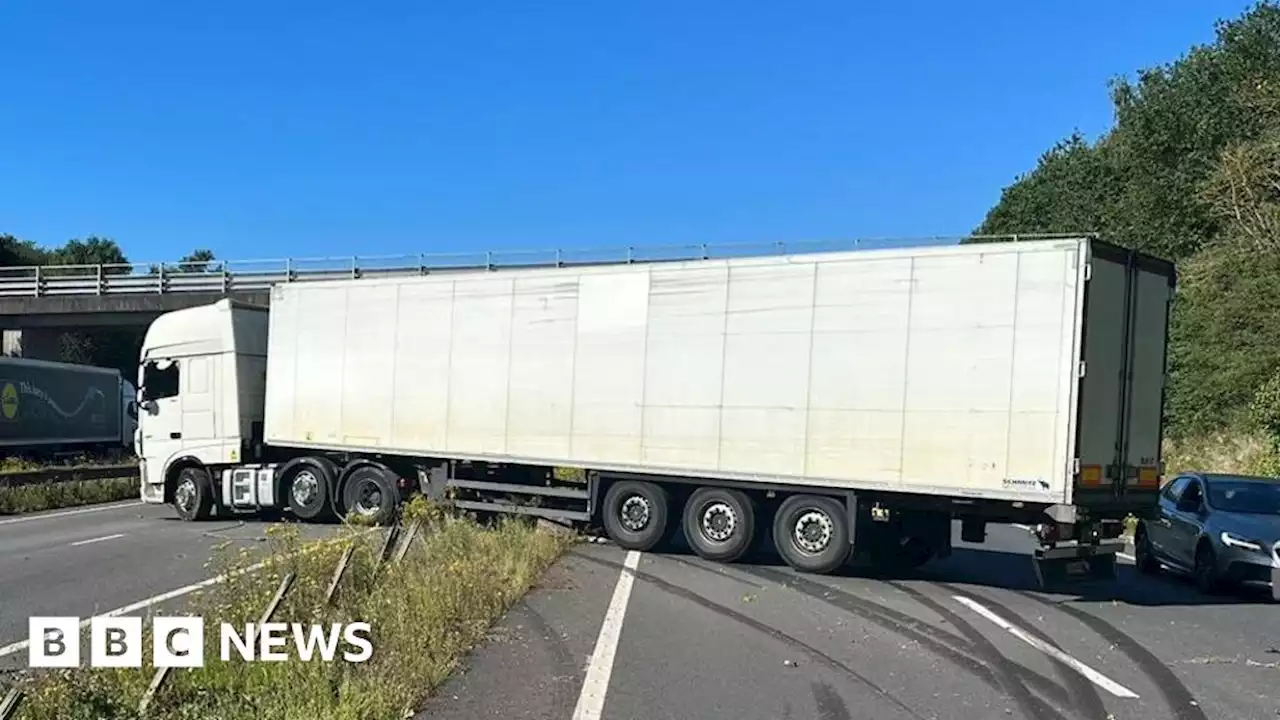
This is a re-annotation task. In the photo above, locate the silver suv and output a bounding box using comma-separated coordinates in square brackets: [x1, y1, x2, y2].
[1134, 473, 1280, 596]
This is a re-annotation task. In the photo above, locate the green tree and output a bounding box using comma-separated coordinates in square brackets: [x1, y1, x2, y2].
[975, 1, 1280, 448]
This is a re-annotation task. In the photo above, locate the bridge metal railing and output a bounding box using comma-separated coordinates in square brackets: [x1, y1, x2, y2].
[0, 234, 1071, 298]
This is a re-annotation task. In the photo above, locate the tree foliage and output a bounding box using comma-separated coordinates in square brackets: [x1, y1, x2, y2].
[977, 1, 1280, 442]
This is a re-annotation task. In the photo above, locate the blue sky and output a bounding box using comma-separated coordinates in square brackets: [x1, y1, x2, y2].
[0, 1, 1258, 265]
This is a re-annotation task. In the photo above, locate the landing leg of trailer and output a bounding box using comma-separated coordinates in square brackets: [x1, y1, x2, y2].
[1032, 541, 1123, 590]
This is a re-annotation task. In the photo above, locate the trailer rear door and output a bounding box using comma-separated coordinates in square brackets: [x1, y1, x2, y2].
[1072, 241, 1175, 514]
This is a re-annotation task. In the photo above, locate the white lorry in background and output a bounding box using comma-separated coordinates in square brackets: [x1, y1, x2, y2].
[134, 235, 1175, 583]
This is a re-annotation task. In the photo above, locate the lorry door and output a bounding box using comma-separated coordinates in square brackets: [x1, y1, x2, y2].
[139, 358, 184, 468]
[1074, 242, 1175, 513]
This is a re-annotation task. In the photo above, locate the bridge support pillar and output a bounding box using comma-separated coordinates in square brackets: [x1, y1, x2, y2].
[2, 328, 63, 361]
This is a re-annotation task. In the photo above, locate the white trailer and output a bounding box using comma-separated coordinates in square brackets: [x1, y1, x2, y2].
[134, 236, 1174, 579]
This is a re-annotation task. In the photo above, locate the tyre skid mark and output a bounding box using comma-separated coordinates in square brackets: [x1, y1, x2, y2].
[741, 566, 1072, 718]
[1016, 591, 1209, 720]
[519, 601, 580, 717]
[933, 583, 1109, 720]
[888, 580, 1070, 720]
[569, 551, 929, 720]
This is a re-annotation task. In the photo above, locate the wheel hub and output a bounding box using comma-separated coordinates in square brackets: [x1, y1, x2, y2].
[700, 501, 738, 543]
[174, 479, 196, 513]
[794, 510, 833, 554]
[619, 496, 651, 532]
[292, 471, 319, 506]
[355, 481, 381, 516]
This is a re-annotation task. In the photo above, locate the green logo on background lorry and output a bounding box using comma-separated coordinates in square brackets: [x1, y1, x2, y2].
[1, 383, 17, 421]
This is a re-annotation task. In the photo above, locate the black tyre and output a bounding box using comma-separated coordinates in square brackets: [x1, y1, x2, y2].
[602, 481, 669, 551]
[340, 465, 398, 526]
[773, 495, 850, 574]
[172, 466, 213, 522]
[1134, 525, 1160, 575]
[682, 487, 755, 563]
[1194, 542, 1223, 594]
[283, 460, 334, 521]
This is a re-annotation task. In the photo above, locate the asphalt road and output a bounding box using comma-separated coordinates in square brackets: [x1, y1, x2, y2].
[0, 500, 345, 666]
[0, 501, 1275, 719]
[418, 523, 1280, 720]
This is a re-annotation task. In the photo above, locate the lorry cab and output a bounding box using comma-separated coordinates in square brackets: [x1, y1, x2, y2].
[135, 299, 268, 505]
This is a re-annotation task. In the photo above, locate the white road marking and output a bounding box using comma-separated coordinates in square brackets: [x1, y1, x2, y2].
[0, 556, 272, 658]
[0, 501, 143, 527]
[572, 550, 640, 720]
[70, 533, 126, 547]
[952, 594, 1140, 699]
[0, 527, 379, 659]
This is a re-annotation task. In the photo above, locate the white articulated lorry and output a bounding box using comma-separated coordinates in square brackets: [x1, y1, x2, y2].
[134, 235, 1175, 580]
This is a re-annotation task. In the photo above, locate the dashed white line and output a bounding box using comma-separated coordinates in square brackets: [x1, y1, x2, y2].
[69, 533, 126, 547]
[952, 594, 1140, 699]
[0, 527, 379, 659]
[0, 501, 142, 527]
[0, 556, 272, 659]
[572, 550, 640, 720]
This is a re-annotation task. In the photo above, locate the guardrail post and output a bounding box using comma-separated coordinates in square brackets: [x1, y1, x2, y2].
[0, 687, 24, 720]
[285, 258, 294, 282]
[32, 266, 40, 297]
[419, 253, 427, 276]
[351, 257, 359, 280]
[157, 264, 165, 294]
[222, 264, 230, 293]
[96, 264, 104, 295]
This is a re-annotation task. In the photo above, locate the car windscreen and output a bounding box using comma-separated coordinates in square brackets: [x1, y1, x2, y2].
[1207, 480, 1280, 515]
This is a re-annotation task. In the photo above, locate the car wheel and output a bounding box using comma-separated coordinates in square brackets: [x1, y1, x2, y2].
[1194, 542, 1222, 594]
[1134, 526, 1160, 575]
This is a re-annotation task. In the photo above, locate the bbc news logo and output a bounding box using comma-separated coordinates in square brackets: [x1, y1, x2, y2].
[28, 617, 373, 668]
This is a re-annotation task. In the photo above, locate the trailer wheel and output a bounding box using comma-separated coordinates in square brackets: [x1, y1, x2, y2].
[602, 481, 669, 551]
[173, 467, 213, 522]
[682, 487, 755, 563]
[773, 495, 850, 574]
[340, 465, 397, 526]
[283, 460, 333, 521]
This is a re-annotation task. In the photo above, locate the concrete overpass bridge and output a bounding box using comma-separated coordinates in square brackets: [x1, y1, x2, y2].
[0, 236, 979, 360]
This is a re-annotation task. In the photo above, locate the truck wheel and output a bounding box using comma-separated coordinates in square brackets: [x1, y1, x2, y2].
[284, 461, 333, 521]
[341, 465, 397, 526]
[773, 495, 850, 574]
[602, 481, 669, 551]
[682, 487, 755, 563]
[173, 467, 213, 522]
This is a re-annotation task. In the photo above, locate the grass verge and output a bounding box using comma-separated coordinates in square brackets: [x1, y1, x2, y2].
[0, 475, 139, 515]
[9, 498, 573, 720]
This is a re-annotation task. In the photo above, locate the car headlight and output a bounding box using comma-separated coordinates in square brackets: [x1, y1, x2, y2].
[1220, 532, 1265, 552]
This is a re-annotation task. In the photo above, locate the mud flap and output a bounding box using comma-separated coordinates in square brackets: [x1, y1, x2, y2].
[1032, 542, 1122, 589]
